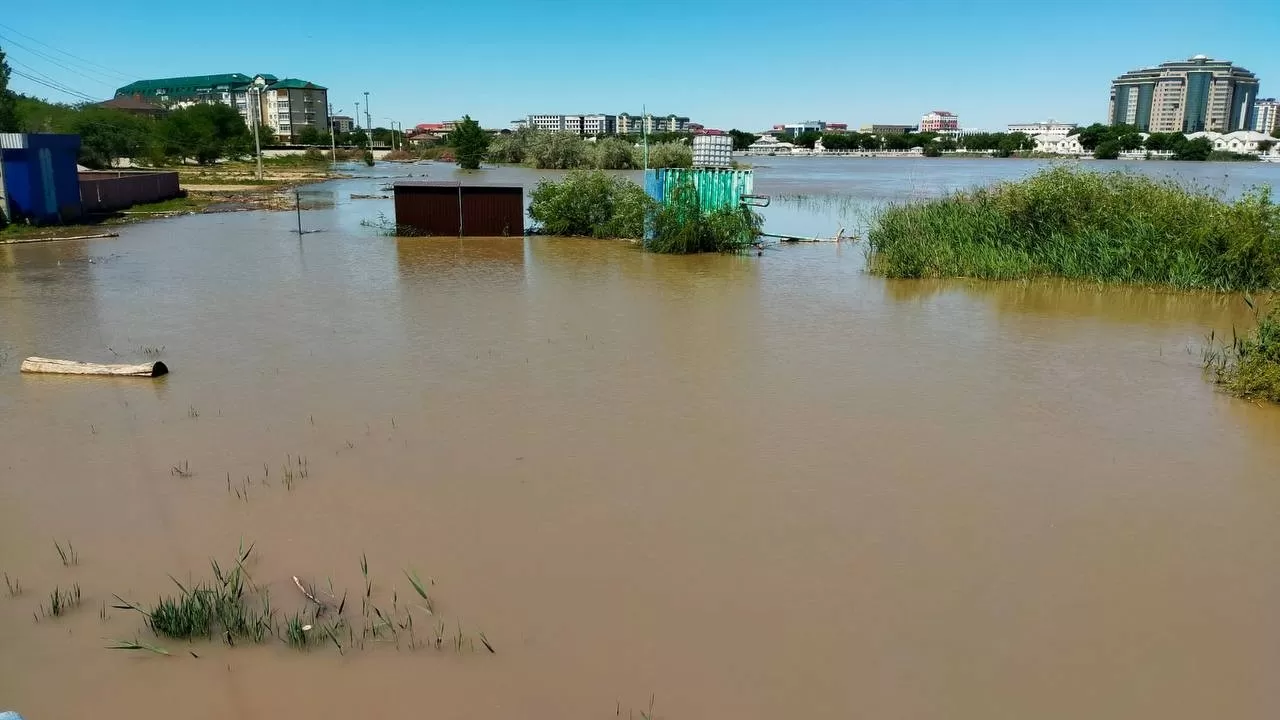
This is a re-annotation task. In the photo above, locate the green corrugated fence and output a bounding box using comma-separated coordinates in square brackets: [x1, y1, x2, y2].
[644, 168, 754, 212]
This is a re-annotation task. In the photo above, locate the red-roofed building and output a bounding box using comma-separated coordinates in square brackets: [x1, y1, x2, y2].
[919, 110, 959, 132]
[406, 122, 457, 142]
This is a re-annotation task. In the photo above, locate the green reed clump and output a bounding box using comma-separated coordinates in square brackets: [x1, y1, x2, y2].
[1205, 303, 1280, 402]
[528, 169, 655, 238]
[115, 548, 273, 644]
[41, 584, 82, 618]
[866, 167, 1280, 291]
[646, 181, 762, 254]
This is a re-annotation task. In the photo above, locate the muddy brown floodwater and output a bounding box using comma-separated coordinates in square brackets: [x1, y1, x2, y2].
[3, 163, 1280, 720]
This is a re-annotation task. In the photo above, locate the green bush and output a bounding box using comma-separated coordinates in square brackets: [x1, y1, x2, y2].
[646, 182, 762, 254]
[867, 168, 1280, 291]
[1206, 304, 1280, 402]
[528, 169, 655, 238]
[527, 132, 587, 169]
[641, 141, 692, 169]
[486, 130, 691, 169]
[588, 137, 638, 169]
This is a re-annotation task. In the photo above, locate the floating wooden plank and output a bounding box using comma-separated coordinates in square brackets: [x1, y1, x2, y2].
[20, 357, 168, 377]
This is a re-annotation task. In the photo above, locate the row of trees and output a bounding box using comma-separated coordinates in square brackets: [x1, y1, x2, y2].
[442, 124, 694, 170]
[1071, 123, 1274, 160]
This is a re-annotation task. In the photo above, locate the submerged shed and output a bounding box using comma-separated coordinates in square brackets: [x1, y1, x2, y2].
[0, 133, 84, 224]
[644, 168, 753, 212]
[393, 182, 524, 237]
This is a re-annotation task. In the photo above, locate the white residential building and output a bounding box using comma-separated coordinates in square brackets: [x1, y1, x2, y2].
[745, 136, 796, 155]
[616, 113, 692, 134]
[1188, 130, 1276, 154]
[1253, 98, 1279, 135]
[1008, 121, 1077, 136]
[1032, 134, 1086, 155]
[526, 113, 687, 135]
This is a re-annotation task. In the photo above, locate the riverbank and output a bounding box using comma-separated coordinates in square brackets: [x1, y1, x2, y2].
[0, 186, 316, 243]
[1, 159, 347, 243]
[865, 167, 1279, 292]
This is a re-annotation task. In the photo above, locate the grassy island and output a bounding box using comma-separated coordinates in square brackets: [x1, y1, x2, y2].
[866, 168, 1279, 292]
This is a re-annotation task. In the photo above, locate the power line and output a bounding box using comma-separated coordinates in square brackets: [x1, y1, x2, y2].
[0, 24, 133, 82]
[8, 57, 99, 100]
[9, 68, 99, 103]
[0, 32, 122, 92]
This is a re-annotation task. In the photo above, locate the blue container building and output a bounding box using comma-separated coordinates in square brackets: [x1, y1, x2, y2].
[0, 133, 84, 225]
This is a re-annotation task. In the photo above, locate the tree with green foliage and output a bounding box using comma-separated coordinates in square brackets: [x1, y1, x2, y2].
[1117, 131, 1144, 152]
[1075, 123, 1141, 152]
[72, 107, 151, 168]
[15, 94, 77, 133]
[255, 122, 276, 147]
[296, 125, 323, 145]
[446, 115, 489, 170]
[1173, 137, 1213, 161]
[0, 46, 18, 132]
[1144, 132, 1183, 152]
[791, 131, 822, 149]
[819, 132, 854, 151]
[1259, 140, 1274, 154]
[160, 103, 252, 164]
[728, 129, 759, 151]
[487, 126, 534, 163]
[1093, 140, 1121, 159]
[348, 128, 368, 148]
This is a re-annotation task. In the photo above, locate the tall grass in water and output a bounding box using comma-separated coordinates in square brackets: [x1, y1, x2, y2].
[866, 168, 1280, 291]
[113, 546, 273, 644]
[646, 182, 762, 254]
[1205, 302, 1280, 402]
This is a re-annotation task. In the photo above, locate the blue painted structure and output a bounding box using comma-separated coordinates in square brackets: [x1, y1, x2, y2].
[644, 168, 753, 211]
[0, 133, 84, 224]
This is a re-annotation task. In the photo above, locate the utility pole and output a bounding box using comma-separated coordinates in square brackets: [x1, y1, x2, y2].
[329, 103, 338, 168]
[363, 91, 372, 147]
[251, 83, 264, 182]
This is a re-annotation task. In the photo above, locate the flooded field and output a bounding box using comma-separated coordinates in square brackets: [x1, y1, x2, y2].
[2, 159, 1280, 719]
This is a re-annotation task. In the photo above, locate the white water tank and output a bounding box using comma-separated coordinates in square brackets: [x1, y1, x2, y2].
[693, 134, 733, 168]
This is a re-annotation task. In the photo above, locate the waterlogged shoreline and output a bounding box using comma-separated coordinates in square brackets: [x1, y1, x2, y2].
[3, 161, 1280, 719]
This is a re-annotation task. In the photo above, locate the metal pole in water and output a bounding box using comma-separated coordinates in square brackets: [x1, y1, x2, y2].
[295, 190, 302, 235]
[642, 103, 649, 172]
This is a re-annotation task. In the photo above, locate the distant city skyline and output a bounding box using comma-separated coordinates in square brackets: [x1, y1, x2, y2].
[4, 0, 1280, 131]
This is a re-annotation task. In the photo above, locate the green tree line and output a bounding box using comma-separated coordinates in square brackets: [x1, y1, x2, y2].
[1069, 123, 1266, 160]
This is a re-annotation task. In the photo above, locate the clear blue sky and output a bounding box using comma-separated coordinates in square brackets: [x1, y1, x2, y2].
[4, 0, 1279, 131]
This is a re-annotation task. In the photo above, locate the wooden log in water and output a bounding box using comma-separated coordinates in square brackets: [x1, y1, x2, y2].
[20, 357, 168, 378]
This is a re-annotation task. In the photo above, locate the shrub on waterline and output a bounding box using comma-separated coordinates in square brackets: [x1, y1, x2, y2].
[1205, 303, 1280, 403]
[528, 169, 654, 238]
[646, 182, 762, 254]
[866, 168, 1280, 291]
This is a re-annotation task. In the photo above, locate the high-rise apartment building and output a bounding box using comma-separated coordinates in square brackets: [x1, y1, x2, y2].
[1108, 55, 1259, 132]
[115, 73, 329, 142]
[1253, 98, 1279, 135]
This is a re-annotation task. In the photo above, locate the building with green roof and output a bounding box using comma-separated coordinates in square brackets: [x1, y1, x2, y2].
[114, 73, 329, 143]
